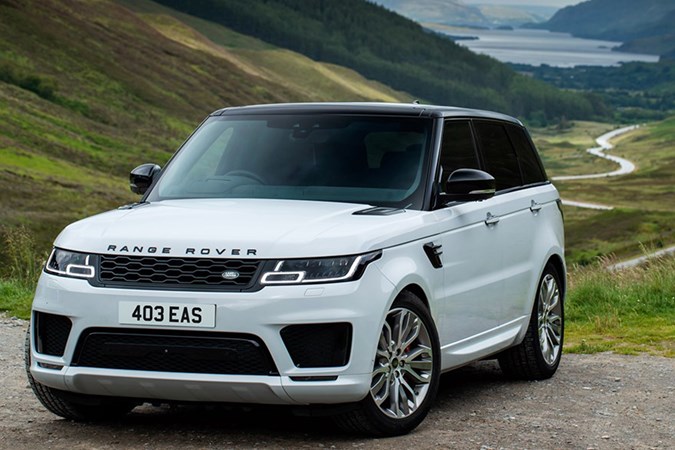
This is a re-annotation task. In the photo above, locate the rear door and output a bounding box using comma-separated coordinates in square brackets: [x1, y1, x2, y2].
[472, 121, 549, 327]
[501, 124, 557, 323]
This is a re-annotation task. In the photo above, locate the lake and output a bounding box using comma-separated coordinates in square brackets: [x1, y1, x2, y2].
[439, 28, 659, 67]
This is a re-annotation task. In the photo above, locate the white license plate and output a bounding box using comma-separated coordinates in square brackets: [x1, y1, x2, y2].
[119, 302, 216, 328]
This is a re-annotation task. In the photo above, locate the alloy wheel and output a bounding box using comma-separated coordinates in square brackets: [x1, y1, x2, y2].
[370, 307, 433, 419]
[537, 273, 562, 365]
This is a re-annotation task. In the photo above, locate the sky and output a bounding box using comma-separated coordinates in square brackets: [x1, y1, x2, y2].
[462, 0, 584, 6]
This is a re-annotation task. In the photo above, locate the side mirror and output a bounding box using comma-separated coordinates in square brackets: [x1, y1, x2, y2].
[439, 168, 495, 204]
[130, 163, 161, 195]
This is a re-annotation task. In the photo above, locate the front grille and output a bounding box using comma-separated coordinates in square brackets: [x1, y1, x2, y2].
[34, 311, 72, 357]
[73, 329, 278, 375]
[281, 323, 352, 368]
[95, 255, 262, 291]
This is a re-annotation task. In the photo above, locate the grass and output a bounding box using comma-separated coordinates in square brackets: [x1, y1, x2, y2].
[0, 226, 43, 319]
[563, 207, 675, 265]
[0, 280, 33, 319]
[564, 255, 675, 357]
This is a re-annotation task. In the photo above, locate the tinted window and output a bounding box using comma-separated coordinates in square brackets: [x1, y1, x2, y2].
[147, 115, 432, 210]
[439, 121, 479, 183]
[507, 125, 547, 184]
[474, 121, 522, 191]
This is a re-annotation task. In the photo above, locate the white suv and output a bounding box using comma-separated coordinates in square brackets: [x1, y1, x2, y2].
[27, 103, 565, 436]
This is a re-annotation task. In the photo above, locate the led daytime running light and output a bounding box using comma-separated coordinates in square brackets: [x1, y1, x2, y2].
[45, 248, 97, 279]
[261, 252, 380, 285]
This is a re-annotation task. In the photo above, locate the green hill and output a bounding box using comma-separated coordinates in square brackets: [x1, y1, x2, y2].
[153, 0, 608, 122]
[0, 0, 408, 253]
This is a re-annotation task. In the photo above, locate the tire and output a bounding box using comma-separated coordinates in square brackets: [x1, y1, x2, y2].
[24, 328, 138, 421]
[334, 290, 441, 436]
[498, 263, 564, 380]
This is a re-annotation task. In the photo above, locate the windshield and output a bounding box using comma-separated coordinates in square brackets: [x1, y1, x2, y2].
[147, 114, 433, 209]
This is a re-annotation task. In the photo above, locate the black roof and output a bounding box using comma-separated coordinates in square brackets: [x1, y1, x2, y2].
[212, 102, 522, 125]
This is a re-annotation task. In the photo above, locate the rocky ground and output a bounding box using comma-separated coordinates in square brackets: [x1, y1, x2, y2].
[1, 316, 672, 449]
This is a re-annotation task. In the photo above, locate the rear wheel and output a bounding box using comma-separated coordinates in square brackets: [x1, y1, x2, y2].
[25, 328, 138, 421]
[498, 263, 564, 380]
[334, 291, 440, 436]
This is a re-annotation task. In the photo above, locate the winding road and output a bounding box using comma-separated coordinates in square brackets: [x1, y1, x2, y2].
[553, 125, 639, 211]
[552, 124, 675, 268]
[553, 125, 639, 181]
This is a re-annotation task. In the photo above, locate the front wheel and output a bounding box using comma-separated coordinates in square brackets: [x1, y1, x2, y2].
[498, 263, 564, 380]
[334, 291, 441, 436]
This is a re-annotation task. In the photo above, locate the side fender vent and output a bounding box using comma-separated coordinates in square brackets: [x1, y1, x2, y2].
[423, 242, 443, 269]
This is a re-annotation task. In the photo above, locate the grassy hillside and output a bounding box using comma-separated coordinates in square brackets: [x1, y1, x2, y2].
[118, 0, 410, 104]
[154, 0, 609, 123]
[0, 0, 408, 256]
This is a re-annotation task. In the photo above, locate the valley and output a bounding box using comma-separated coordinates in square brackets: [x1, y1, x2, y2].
[0, 0, 673, 358]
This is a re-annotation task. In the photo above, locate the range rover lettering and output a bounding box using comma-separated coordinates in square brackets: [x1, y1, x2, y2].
[27, 103, 565, 436]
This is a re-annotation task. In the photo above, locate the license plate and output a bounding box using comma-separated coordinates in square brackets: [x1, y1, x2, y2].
[119, 302, 216, 328]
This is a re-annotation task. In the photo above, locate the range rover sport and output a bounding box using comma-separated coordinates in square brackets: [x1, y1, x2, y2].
[27, 103, 565, 436]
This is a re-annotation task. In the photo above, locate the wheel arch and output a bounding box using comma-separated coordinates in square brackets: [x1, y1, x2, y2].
[545, 253, 566, 300]
[399, 283, 430, 311]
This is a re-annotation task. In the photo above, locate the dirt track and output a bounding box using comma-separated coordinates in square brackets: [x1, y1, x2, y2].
[1, 316, 672, 449]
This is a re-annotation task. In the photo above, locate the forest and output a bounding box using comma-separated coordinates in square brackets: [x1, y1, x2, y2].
[512, 61, 675, 121]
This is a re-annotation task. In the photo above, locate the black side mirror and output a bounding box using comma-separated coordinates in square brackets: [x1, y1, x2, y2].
[130, 163, 161, 195]
[439, 168, 495, 204]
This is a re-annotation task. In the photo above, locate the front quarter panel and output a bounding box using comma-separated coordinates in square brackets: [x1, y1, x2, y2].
[375, 241, 443, 324]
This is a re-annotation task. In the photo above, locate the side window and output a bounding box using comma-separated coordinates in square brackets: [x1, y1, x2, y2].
[506, 125, 547, 184]
[474, 121, 522, 191]
[439, 121, 480, 182]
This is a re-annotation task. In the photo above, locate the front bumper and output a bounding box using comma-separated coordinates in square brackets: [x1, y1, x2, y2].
[29, 263, 396, 405]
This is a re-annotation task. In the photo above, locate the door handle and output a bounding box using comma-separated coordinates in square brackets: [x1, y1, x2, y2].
[530, 200, 542, 213]
[485, 212, 500, 226]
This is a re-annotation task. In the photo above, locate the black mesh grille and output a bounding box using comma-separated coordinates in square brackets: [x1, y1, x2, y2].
[73, 329, 278, 375]
[96, 255, 262, 290]
[281, 323, 352, 368]
[35, 312, 72, 357]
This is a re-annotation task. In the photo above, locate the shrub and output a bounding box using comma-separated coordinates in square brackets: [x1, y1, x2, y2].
[0, 225, 45, 287]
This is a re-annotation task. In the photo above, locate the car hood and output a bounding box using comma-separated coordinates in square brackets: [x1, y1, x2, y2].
[54, 199, 442, 258]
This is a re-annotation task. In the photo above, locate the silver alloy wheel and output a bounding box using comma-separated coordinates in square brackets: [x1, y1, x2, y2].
[537, 273, 563, 365]
[370, 307, 433, 419]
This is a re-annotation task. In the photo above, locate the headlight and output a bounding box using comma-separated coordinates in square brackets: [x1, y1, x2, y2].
[45, 248, 97, 279]
[261, 251, 381, 285]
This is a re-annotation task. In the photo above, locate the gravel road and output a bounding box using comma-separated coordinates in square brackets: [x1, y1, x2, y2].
[1, 316, 672, 449]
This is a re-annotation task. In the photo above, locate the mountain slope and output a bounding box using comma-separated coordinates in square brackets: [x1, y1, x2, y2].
[118, 0, 409, 103]
[372, 0, 547, 28]
[153, 0, 608, 122]
[0, 0, 408, 252]
[541, 0, 675, 40]
[536, 0, 675, 57]
[371, 0, 490, 28]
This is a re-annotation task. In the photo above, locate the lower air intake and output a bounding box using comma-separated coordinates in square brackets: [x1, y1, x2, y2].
[281, 323, 352, 368]
[73, 329, 278, 375]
